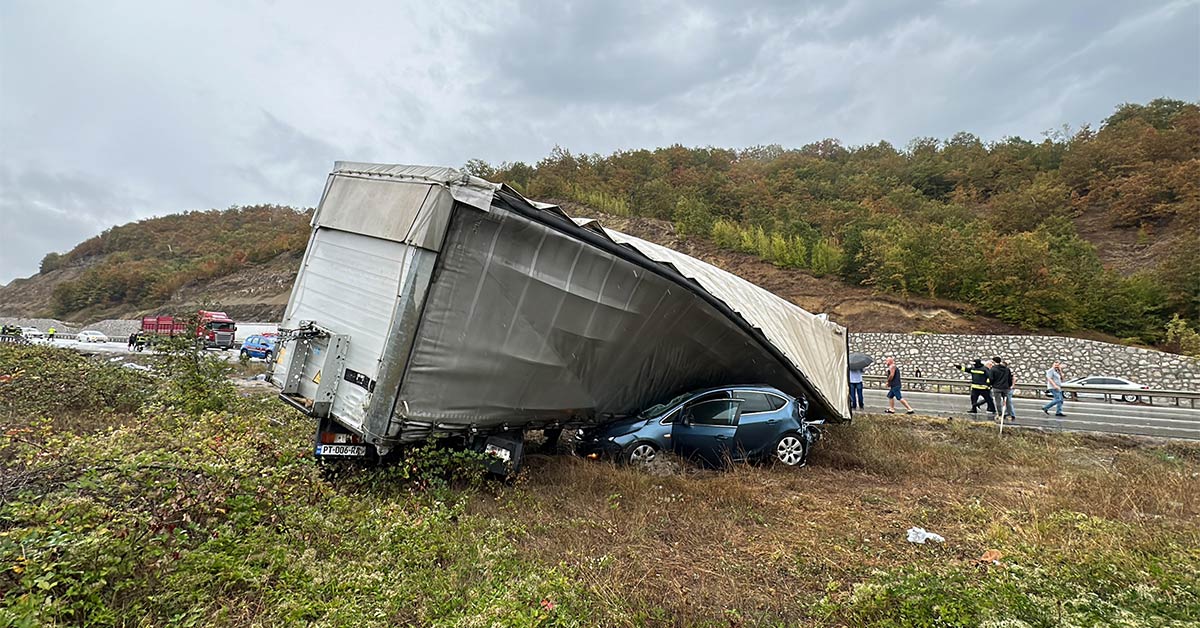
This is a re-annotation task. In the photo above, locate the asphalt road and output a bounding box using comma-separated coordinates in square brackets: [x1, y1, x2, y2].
[862, 388, 1200, 440]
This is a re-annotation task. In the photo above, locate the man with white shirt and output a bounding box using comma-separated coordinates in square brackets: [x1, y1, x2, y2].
[1041, 361, 1066, 417]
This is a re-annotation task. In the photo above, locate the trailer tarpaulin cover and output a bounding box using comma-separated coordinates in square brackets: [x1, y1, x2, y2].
[319, 163, 850, 435]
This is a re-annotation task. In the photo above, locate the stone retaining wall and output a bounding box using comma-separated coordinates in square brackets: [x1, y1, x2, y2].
[849, 332, 1200, 391]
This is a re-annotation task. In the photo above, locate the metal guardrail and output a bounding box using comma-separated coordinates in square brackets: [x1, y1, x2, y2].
[862, 375, 1200, 409]
[0, 334, 31, 345]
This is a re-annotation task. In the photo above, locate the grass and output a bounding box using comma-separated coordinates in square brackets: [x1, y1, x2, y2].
[1, 344, 1198, 626]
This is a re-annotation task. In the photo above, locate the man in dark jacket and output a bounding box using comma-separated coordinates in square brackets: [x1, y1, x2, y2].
[956, 358, 994, 415]
[989, 356, 1016, 422]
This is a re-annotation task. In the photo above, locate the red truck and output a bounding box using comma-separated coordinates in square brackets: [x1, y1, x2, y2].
[140, 310, 238, 349]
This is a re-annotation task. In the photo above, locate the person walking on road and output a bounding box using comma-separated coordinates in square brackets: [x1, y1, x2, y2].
[885, 357, 915, 415]
[1042, 361, 1066, 417]
[956, 358, 995, 416]
[47, 327, 56, 341]
[989, 356, 1016, 422]
[848, 367, 865, 410]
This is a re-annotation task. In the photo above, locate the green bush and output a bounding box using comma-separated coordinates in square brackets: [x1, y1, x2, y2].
[0, 344, 151, 420]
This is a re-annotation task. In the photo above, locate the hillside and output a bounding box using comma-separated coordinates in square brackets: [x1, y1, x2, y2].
[477, 98, 1199, 344]
[0, 206, 310, 323]
[2, 98, 1196, 342]
[0, 203, 1027, 335]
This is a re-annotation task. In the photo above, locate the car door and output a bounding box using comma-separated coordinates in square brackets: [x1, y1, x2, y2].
[246, 336, 262, 357]
[1075, 377, 1104, 399]
[733, 391, 790, 460]
[672, 397, 743, 467]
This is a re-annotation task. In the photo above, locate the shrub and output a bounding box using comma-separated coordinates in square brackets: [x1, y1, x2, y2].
[0, 344, 151, 420]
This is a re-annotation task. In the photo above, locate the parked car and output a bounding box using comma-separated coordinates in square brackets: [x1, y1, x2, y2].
[76, 330, 108, 343]
[1062, 376, 1149, 402]
[240, 334, 276, 360]
[20, 327, 45, 339]
[576, 385, 819, 468]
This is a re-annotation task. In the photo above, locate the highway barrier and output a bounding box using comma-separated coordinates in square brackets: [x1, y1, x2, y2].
[863, 374, 1200, 409]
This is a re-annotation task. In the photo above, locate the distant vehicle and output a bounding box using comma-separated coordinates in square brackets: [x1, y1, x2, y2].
[20, 327, 45, 339]
[140, 310, 238, 349]
[76, 330, 108, 343]
[240, 335, 276, 361]
[1063, 376, 1149, 402]
[575, 386, 820, 468]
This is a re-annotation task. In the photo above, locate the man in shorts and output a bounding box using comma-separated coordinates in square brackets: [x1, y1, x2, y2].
[885, 357, 916, 415]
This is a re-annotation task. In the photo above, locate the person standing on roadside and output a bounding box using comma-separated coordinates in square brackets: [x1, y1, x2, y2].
[47, 327, 56, 341]
[989, 356, 1016, 422]
[1042, 361, 1066, 417]
[848, 366, 865, 410]
[885, 357, 915, 415]
[956, 358, 994, 416]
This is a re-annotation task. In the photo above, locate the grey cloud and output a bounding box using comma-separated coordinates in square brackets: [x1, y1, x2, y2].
[0, 167, 148, 281]
[1, 0, 1197, 284]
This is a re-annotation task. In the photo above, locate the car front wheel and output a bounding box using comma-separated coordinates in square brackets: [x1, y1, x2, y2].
[1121, 394, 1139, 403]
[623, 441, 658, 467]
[774, 433, 808, 467]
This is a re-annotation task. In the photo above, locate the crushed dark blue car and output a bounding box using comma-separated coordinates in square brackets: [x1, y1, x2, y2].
[575, 385, 820, 468]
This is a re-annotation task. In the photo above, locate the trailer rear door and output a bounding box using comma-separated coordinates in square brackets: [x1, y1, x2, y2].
[275, 227, 417, 431]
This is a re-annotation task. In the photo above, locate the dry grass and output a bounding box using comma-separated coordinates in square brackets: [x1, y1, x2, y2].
[470, 414, 1200, 625]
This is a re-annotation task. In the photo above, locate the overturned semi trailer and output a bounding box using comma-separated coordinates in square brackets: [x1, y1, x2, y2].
[272, 162, 850, 467]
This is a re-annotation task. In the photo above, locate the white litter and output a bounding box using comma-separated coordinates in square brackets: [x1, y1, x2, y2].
[906, 527, 945, 544]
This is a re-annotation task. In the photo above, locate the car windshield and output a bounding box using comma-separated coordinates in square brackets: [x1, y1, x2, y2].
[637, 389, 705, 419]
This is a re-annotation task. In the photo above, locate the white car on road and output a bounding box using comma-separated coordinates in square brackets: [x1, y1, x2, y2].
[76, 330, 109, 343]
[1063, 376, 1149, 402]
[21, 327, 45, 339]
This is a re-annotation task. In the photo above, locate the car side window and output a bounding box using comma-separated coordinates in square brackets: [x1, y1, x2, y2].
[688, 391, 729, 405]
[687, 400, 740, 426]
[736, 392, 775, 414]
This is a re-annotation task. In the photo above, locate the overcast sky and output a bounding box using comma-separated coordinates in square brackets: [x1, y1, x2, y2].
[1, 0, 1197, 284]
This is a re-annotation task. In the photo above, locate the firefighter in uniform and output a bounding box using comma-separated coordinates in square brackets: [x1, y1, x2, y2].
[956, 358, 995, 415]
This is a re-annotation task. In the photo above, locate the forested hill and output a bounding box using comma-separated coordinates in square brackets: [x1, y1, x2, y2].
[469, 98, 1199, 345]
[0, 206, 312, 322]
[2, 98, 1196, 349]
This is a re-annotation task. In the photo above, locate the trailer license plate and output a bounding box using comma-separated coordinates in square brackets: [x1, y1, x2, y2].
[317, 444, 366, 457]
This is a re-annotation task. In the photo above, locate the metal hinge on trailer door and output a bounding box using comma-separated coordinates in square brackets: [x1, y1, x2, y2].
[279, 321, 349, 418]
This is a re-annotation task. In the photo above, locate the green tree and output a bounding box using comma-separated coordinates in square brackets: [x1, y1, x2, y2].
[39, 252, 64, 274]
[674, 196, 714, 237]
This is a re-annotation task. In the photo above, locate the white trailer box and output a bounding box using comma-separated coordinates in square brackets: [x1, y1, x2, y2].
[273, 163, 850, 462]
